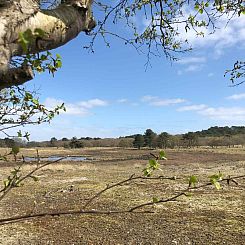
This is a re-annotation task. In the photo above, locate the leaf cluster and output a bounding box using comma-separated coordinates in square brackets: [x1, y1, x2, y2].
[0, 87, 66, 139]
[143, 150, 167, 176]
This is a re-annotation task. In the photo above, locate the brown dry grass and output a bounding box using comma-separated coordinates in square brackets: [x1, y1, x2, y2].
[0, 147, 244, 244]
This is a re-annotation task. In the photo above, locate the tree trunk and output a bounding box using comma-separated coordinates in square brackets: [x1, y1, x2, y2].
[0, 0, 95, 90]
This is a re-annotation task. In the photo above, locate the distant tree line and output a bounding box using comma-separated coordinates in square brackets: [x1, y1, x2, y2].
[1, 126, 245, 149]
[195, 126, 245, 137]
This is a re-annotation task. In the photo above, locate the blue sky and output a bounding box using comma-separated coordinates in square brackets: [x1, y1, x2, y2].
[23, 11, 245, 141]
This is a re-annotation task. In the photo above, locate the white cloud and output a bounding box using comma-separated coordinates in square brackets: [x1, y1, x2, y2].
[199, 107, 245, 121]
[176, 57, 206, 65]
[142, 95, 186, 106]
[176, 11, 245, 57]
[78, 99, 108, 108]
[178, 103, 245, 121]
[185, 64, 204, 72]
[226, 93, 245, 100]
[44, 98, 108, 116]
[177, 64, 204, 74]
[141, 95, 158, 102]
[178, 104, 208, 111]
[176, 56, 205, 73]
[117, 98, 128, 103]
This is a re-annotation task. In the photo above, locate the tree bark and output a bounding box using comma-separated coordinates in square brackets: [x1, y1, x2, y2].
[0, 0, 95, 90]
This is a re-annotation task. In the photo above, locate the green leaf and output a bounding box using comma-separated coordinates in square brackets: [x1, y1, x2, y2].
[56, 60, 62, 68]
[18, 32, 29, 52]
[149, 159, 157, 167]
[17, 131, 22, 137]
[34, 28, 46, 38]
[198, 8, 203, 14]
[185, 192, 193, 197]
[3, 179, 10, 188]
[194, 5, 199, 11]
[189, 175, 198, 187]
[152, 197, 160, 203]
[212, 181, 221, 190]
[159, 150, 167, 160]
[11, 146, 20, 155]
[143, 168, 151, 177]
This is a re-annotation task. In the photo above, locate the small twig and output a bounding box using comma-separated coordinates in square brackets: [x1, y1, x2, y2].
[0, 156, 67, 201]
[83, 175, 178, 209]
[129, 192, 187, 212]
[129, 175, 245, 212]
[0, 173, 244, 226]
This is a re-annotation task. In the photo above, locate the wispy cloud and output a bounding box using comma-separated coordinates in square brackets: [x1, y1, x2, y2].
[199, 107, 245, 121]
[178, 104, 208, 111]
[176, 57, 206, 65]
[44, 98, 108, 116]
[78, 99, 108, 108]
[117, 98, 128, 103]
[185, 64, 204, 72]
[142, 95, 186, 106]
[178, 103, 245, 121]
[176, 11, 245, 57]
[226, 93, 245, 100]
[177, 56, 206, 74]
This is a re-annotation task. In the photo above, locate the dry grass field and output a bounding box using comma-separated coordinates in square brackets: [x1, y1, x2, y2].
[0, 147, 244, 244]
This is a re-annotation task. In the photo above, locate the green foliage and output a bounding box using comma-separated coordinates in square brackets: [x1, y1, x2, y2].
[159, 150, 167, 160]
[22, 52, 62, 76]
[3, 167, 22, 189]
[11, 146, 20, 155]
[196, 126, 245, 137]
[2, 166, 39, 192]
[188, 175, 198, 188]
[17, 28, 62, 76]
[91, 0, 244, 61]
[182, 132, 198, 148]
[152, 197, 160, 203]
[18, 28, 46, 53]
[69, 137, 84, 148]
[157, 132, 170, 149]
[133, 134, 145, 149]
[210, 172, 223, 190]
[144, 129, 157, 148]
[0, 87, 65, 139]
[143, 151, 167, 177]
[225, 61, 245, 86]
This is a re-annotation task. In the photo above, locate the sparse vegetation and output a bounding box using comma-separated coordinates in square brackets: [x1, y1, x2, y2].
[0, 147, 244, 244]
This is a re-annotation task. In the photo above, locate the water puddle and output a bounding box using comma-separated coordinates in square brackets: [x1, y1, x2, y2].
[24, 155, 87, 162]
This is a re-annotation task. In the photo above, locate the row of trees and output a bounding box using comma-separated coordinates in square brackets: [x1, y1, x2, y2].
[132, 127, 245, 149]
[1, 127, 245, 149]
[132, 130, 196, 149]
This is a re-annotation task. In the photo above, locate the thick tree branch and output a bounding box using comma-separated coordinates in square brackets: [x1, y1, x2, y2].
[0, 0, 96, 89]
[0, 66, 34, 90]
